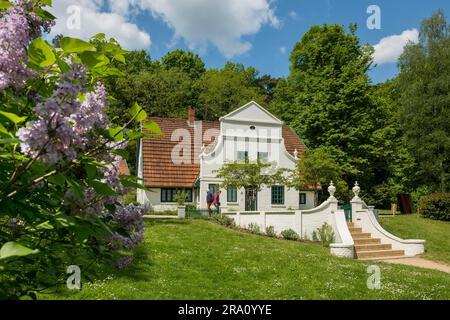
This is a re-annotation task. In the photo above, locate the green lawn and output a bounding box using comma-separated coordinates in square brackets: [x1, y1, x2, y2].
[42, 219, 450, 300]
[379, 214, 450, 264]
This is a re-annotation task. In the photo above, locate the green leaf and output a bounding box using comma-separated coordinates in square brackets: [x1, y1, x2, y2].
[114, 53, 126, 64]
[0, 111, 26, 124]
[47, 172, 66, 186]
[120, 177, 147, 190]
[32, 7, 56, 21]
[128, 102, 147, 122]
[91, 33, 105, 40]
[89, 180, 117, 196]
[107, 126, 124, 142]
[85, 163, 97, 180]
[60, 37, 96, 54]
[56, 56, 70, 73]
[36, 220, 54, 230]
[112, 149, 129, 160]
[38, 0, 52, 6]
[0, 1, 12, 10]
[0, 123, 8, 134]
[94, 67, 126, 77]
[28, 38, 56, 68]
[79, 51, 110, 69]
[0, 242, 39, 260]
[142, 121, 162, 135]
[67, 179, 84, 198]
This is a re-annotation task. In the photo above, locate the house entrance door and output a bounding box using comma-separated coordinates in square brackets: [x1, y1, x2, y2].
[245, 187, 258, 211]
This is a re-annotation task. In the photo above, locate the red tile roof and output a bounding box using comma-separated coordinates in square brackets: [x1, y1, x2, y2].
[142, 117, 306, 187]
[118, 159, 130, 175]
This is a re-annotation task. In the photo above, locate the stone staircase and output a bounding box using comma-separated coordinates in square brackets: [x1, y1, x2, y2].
[348, 222, 406, 259]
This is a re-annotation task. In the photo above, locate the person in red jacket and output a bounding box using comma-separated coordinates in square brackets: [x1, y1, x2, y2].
[212, 190, 221, 213]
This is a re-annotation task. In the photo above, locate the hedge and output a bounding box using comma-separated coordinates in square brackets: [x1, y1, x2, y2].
[417, 193, 450, 221]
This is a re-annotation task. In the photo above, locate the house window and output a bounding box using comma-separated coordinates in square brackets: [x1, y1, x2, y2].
[208, 184, 219, 194]
[257, 152, 268, 163]
[271, 186, 285, 205]
[237, 151, 249, 163]
[161, 188, 192, 203]
[227, 187, 238, 202]
[299, 193, 307, 205]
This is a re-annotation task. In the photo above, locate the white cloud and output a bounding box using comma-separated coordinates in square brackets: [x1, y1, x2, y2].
[280, 46, 287, 54]
[288, 11, 298, 20]
[373, 29, 419, 65]
[137, 0, 280, 58]
[48, 0, 151, 50]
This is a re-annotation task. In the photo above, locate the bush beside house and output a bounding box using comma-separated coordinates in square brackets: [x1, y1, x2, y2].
[417, 193, 450, 221]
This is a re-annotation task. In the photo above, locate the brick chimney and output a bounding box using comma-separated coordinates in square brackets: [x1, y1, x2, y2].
[188, 106, 195, 125]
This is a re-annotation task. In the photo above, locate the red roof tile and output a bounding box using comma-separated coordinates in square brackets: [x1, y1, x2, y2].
[142, 117, 306, 187]
[118, 159, 130, 176]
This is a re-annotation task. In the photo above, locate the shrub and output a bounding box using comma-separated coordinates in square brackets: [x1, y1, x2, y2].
[281, 229, 300, 241]
[211, 214, 236, 228]
[248, 222, 261, 234]
[122, 190, 138, 205]
[312, 223, 335, 247]
[411, 185, 435, 209]
[175, 190, 189, 206]
[0, 1, 152, 299]
[185, 204, 197, 211]
[265, 226, 277, 237]
[417, 193, 450, 221]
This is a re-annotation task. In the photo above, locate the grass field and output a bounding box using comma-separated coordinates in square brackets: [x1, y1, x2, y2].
[379, 214, 450, 264]
[41, 218, 450, 300]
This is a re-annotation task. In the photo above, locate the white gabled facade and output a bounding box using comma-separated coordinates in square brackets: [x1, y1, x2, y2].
[198, 101, 315, 212]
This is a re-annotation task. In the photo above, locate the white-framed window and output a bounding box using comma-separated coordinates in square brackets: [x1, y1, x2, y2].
[271, 186, 285, 205]
[257, 152, 268, 163]
[227, 187, 238, 202]
[237, 151, 248, 162]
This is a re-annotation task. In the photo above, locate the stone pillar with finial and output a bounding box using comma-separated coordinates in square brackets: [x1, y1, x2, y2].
[293, 148, 298, 160]
[327, 181, 338, 212]
[350, 181, 363, 212]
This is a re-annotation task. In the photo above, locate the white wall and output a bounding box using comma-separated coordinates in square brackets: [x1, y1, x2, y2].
[141, 188, 195, 212]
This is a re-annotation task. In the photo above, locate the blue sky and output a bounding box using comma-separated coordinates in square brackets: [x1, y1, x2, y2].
[50, 1, 450, 83]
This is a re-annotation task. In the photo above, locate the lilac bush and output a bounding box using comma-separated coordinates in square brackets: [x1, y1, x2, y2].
[0, 0, 157, 299]
[0, 1, 34, 90]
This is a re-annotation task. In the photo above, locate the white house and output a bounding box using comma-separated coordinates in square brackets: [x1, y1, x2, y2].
[137, 101, 317, 212]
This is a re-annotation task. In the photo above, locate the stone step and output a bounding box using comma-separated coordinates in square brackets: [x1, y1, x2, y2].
[353, 238, 381, 245]
[349, 227, 362, 233]
[350, 232, 372, 239]
[355, 244, 392, 252]
[356, 249, 405, 259]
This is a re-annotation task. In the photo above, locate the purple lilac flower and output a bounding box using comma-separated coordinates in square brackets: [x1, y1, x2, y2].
[108, 233, 136, 250]
[114, 204, 145, 231]
[0, 0, 54, 91]
[113, 256, 134, 269]
[0, 2, 33, 90]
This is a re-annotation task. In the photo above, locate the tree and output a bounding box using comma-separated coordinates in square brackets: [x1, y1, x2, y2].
[195, 66, 267, 120]
[271, 24, 387, 194]
[217, 161, 286, 209]
[288, 147, 348, 203]
[161, 49, 206, 79]
[110, 68, 194, 120]
[397, 10, 450, 192]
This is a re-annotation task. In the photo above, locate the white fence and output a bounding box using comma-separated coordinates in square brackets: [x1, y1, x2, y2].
[223, 182, 355, 258]
[223, 182, 425, 259]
